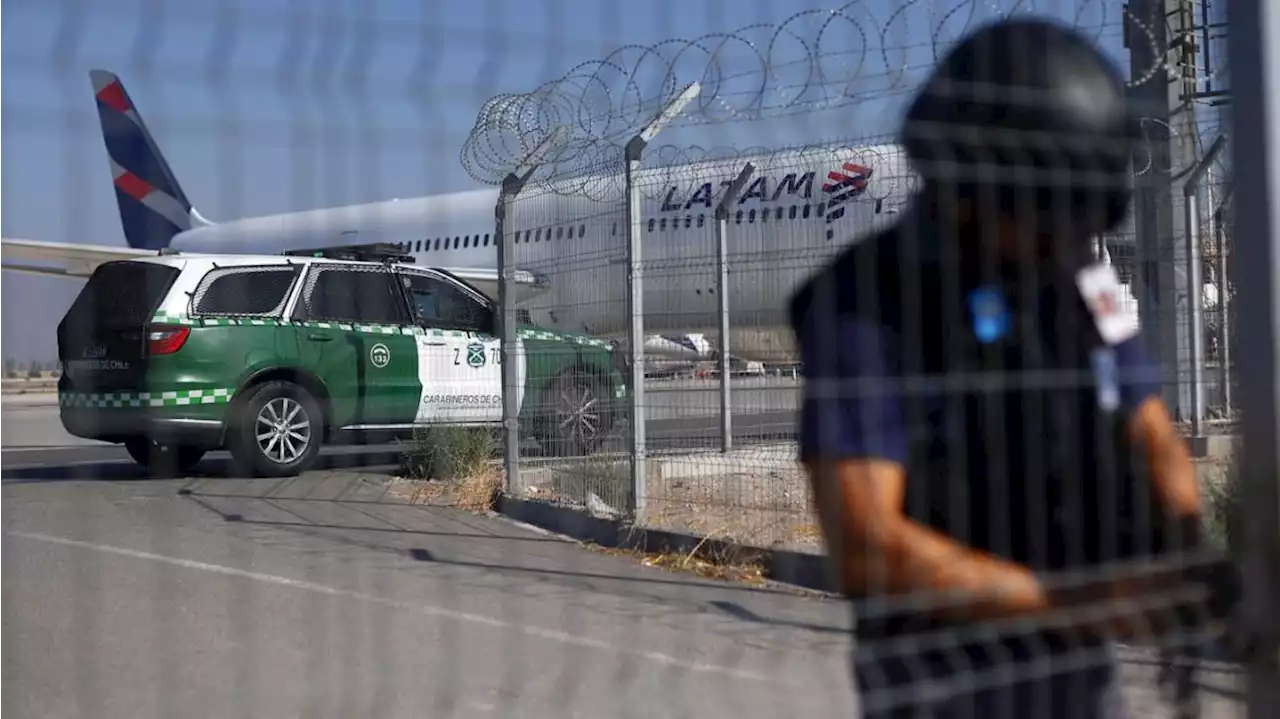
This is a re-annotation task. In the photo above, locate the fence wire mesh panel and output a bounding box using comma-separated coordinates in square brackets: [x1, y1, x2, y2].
[1, 0, 1270, 717]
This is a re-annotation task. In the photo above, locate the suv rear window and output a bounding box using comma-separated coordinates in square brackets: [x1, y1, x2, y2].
[64, 261, 180, 330]
[192, 266, 301, 317]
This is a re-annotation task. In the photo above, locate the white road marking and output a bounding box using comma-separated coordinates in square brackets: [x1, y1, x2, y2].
[6, 530, 784, 684]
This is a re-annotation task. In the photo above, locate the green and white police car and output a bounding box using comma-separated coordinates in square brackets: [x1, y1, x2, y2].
[56, 244, 628, 477]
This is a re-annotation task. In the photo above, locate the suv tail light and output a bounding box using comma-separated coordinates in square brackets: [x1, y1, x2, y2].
[148, 325, 190, 356]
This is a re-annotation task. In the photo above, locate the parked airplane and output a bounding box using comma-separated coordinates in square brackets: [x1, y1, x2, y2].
[6, 69, 1143, 365]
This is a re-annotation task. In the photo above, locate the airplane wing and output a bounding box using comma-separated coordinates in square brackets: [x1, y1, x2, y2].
[2, 237, 154, 279]
[2, 239, 553, 305]
[434, 266, 550, 305]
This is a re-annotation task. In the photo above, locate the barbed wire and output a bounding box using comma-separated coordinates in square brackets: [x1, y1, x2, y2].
[460, 0, 1178, 194]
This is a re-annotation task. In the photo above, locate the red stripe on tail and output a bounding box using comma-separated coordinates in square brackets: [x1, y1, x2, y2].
[114, 171, 152, 201]
[96, 81, 132, 113]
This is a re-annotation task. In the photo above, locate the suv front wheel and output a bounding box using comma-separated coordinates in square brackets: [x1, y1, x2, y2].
[227, 380, 323, 477]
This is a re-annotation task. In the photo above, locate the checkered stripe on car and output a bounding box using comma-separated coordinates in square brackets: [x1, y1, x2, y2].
[60, 388, 235, 408]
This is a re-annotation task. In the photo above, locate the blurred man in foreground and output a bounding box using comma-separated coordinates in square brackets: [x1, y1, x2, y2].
[789, 17, 1241, 718]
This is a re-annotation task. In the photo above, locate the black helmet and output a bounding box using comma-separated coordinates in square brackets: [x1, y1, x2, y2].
[901, 17, 1140, 239]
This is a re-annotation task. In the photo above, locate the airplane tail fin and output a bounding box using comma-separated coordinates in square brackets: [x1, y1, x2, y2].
[89, 69, 213, 250]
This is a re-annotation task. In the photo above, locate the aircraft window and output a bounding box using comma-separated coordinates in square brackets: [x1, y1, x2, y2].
[735, 210, 743, 225]
[815, 203, 825, 217]
[684, 216, 692, 229]
[557, 226, 564, 240]
[789, 206, 797, 220]
[874, 199, 883, 214]
[802, 205, 811, 219]
[660, 218, 668, 231]
[611, 222, 617, 237]
[696, 215, 705, 228]
[647, 218, 655, 232]
[535, 228, 542, 242]
[748, 209, 757, 224]
[484, 233, 491, 246]
[776, 207, 784, 221]
[578, 224, 585, 237]
[401, 273, 492, 334]
[434, 238, 441, 250]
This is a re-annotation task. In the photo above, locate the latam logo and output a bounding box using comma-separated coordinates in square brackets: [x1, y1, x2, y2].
[822, 163, 873, 224]
[656, 161, 874, 222]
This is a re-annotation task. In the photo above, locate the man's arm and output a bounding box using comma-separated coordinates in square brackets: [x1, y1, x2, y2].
[807, 457, 1054, 622]
[1115, 337, 1205, 536]
[797, 310, 1052, 623]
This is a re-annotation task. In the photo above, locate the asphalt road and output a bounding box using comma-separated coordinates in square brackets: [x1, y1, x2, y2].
[4, 462, 858, 718]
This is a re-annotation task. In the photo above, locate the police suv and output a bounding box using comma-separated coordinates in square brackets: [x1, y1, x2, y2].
[57, 244, 628, 477]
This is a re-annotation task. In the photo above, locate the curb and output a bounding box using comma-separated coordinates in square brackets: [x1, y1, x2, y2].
[493, 495, 836, 593]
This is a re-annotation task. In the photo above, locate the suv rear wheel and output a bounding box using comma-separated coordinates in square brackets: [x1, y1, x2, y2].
[125, 438, 206, 477]
[533, 368, 614, 456]
[227, 380, 323, 477]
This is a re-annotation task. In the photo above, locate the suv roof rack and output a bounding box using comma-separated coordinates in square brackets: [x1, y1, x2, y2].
[282, 242, 414, 264]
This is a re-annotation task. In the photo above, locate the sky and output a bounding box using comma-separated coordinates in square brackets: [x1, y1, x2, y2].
[0, 0, 1212, 364]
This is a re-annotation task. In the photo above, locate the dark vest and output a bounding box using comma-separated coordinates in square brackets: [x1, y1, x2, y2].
[792, 221, 1187, 647]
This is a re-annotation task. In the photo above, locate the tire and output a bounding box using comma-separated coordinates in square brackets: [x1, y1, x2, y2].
[226, 380, 323, 477]
[125, 438, 206, 477]
[533, 368, 615, 457]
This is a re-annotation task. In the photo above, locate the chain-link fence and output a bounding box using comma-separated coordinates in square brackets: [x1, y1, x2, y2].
[3, 0, 1272, 717]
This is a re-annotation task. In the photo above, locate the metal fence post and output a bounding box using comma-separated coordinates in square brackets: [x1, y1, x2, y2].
[624, 83, 701, 517]
[1226, 0, 1280, 715]
[1183, 133, 1229, 437]
[714, 163, 754, 453]
[495, 131, 564, 496]
[1216, 181, 1235, 416]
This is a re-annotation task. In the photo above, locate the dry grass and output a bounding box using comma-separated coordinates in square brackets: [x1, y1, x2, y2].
[641, 466, 823, 553]
[392, 463, 504, 512]
[392, 425, 502, 512]
[589, 541, 770, 587]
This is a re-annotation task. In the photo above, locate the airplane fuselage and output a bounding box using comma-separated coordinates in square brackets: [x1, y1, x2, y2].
[168, 145, 919, 363]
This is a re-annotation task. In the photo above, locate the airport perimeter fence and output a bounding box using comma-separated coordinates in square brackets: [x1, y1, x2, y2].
[481, 2, 1244, 536]
[3, 0, 1277, 717]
